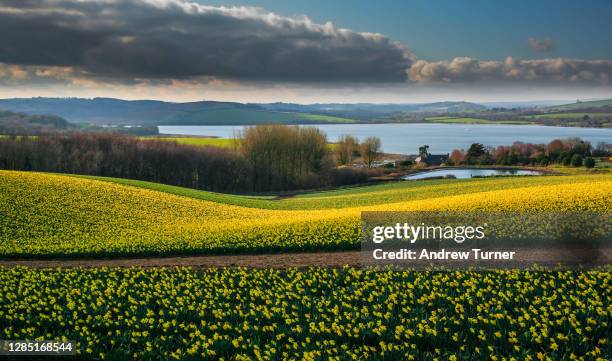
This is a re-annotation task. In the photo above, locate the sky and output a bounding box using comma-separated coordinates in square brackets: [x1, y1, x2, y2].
[1, 0, 611, 103]
[201, 0, 612, 61]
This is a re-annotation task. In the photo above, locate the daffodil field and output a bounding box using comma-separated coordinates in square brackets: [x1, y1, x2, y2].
[0, 171, 611, 257]
[0, 267, 609, 360]
[0, 170, 610, 360]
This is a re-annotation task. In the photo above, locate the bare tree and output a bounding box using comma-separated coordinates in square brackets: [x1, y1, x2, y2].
[239, 125, 330, 191]
[335, 135, 359, 165]
[360, 136, 381, 168]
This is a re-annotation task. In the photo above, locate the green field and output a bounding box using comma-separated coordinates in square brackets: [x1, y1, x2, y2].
[74, 172, 606, 210]
[143, 136, 340, 150]
[141, 136, 237, 148]
[0, 134, 37, 139]
[548, 99, 612, 111]
[524, 112, 612, 119]
[159, 108, 356, 125]
[295, 113, 354, 123]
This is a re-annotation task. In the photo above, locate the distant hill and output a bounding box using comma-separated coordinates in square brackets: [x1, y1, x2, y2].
[160, 109, 353, 125]
[480, 100, 573, 109]
[0, 110, 75, 135]
[546, 99, 612, 112]
[0, 98, 267, 125]
[0, 98, 486, 125]
[0, 97, 358, 125]
[261, 101, 486, 119]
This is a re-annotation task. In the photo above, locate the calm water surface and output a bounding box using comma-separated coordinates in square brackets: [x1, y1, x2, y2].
[159, 123, 612, 154]
[402, 168, 544, 180]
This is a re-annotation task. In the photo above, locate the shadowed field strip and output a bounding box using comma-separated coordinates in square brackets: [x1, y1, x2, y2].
[1, 249, 609, 268]
[0, 251, 361, 268]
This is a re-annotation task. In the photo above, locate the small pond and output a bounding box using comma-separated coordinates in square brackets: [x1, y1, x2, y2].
[402, 168, 545, 180]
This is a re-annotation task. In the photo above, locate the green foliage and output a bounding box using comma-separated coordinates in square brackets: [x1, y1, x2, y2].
[584, 157, 596, 168]
[571, 154, 583, 167]
[418, 145, 430, 157]
[465, 143, 490, 165]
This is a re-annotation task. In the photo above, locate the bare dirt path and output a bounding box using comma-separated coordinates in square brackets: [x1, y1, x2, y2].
[0, 251, 362, 268]
[0, 249, 608, 269]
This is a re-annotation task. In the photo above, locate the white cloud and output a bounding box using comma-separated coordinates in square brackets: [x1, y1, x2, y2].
[408, 57, 612, 84]
[528, 37, 555, 52]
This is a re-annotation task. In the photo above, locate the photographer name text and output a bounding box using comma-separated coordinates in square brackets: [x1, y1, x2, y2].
[372, 248, 516, 260]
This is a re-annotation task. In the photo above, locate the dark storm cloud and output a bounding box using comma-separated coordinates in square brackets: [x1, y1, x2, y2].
[0, 0, 414, 82]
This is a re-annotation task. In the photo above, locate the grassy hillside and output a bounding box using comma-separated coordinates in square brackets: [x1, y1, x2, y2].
[296, 113, 354, 123]
[523, 112, 609, 119]
[1, 171, 610, 257]
[162, 109, 356, 125]
[162, 109, 300, 125]
[547, 99, 612, 111]
[75, 173, 606, 210]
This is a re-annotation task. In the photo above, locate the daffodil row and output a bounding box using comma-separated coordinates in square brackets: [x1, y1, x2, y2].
[0, 267, 609, 360]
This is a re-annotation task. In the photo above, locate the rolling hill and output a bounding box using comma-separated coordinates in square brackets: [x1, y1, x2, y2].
[1, 170, 609, 257]
[0, 110, 75, 134]
[261, 101, 486, 119]
[546, 98, 612, 112]
[0, 97, 277, 125]
[0, 97, 485, 125]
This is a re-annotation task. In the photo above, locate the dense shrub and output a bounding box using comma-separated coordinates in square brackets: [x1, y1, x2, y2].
[323, 167, 369, 186]
[451, 137, 607, 167]
[571, 154, 583, 167]
[584, 157, 596, 168]
[398, 159, 414, 167]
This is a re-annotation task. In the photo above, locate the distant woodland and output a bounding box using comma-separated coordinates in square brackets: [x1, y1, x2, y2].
[0, 126, 370, 193]
[0, 110, 158, 136]
[0, 110, 74, 135]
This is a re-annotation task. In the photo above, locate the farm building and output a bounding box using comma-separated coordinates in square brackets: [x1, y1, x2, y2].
[414, 154, 449, 166]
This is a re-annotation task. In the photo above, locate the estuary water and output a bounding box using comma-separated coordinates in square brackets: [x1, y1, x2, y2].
[158, 123, 612, 154]
[402, 168, 544, 180]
